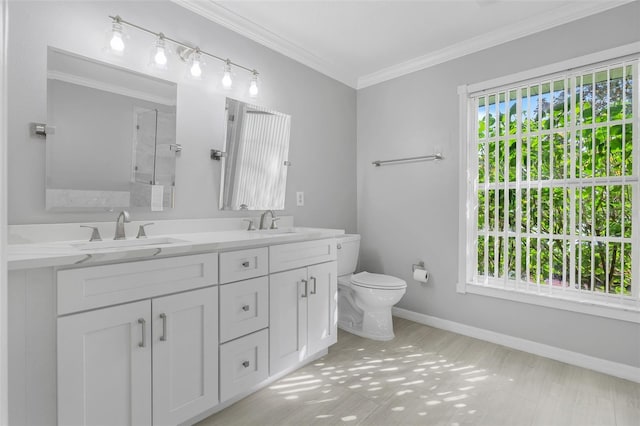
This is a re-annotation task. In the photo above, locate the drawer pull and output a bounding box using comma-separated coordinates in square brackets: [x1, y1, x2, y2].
[310, 276, 317, 295]
[242, 360, 250, 368]
[138, 318, 146, 348]
[160, 313, 167, 341]
[300, 279, 308, 298]
[242, 304, 250, 311]
[241, 261, 250, 268]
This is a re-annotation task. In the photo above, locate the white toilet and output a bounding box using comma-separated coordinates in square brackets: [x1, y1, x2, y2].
[336, 234, 407, 341]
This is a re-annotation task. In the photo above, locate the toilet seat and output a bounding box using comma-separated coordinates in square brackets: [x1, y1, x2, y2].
[351, 272, 407, 290]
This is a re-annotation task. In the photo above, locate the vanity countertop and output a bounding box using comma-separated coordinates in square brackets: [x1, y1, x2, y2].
[8, 227, 345, 270]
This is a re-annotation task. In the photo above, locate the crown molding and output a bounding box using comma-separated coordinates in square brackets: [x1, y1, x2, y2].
[357, 1, 635, 89]
[171, 0, 634, 91]
[170, 0, 358, 88]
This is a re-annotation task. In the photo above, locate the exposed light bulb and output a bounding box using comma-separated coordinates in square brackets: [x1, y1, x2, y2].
[222, 61, 233, 89]
[153, 35, 167, 67]
[110, 21, 125, 52]
[189, 50, 202, 78]
[249, 72, 259, 98]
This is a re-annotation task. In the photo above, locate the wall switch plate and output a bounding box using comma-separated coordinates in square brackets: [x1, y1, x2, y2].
[296, 191, 304, 207]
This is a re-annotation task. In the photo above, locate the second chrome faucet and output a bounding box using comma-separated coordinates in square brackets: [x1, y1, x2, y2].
[114, 210, 130, 240]
[259, 210, 280, 230]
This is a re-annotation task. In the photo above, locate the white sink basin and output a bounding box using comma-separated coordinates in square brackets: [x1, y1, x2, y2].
[71, 237, 188, 250]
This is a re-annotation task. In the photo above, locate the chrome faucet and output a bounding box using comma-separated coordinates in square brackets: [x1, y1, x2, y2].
[114, 210, 130, 240]
[259, 210, 280, 230]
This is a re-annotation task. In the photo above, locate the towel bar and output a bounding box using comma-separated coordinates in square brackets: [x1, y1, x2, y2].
[372, 153, 443, 167]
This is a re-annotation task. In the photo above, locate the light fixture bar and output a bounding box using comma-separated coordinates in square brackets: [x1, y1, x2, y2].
[108, 15, 258, 74]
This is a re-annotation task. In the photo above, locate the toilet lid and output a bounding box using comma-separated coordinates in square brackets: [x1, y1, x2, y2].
[351, 272, 407, 289]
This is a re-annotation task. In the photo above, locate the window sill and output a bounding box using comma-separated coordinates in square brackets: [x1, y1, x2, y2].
[460, 282, 640, 324]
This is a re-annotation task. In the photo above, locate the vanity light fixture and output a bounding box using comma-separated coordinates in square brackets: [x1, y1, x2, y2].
[109, 17, 125, 53]
[188, 48, 203, 79]
[152, 34, 168, 68]
[108, 15, 260, 95]
[249, 71, 259, 98]
[222, 59, 233, 89]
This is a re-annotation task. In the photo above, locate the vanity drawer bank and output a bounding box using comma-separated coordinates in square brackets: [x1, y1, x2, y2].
[7, 226, 343, 426]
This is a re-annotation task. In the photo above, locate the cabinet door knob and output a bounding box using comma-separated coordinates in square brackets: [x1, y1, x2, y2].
[242, 361, 250, 368]
[242, 304, 250, 311]
[242, 261, 250, 268]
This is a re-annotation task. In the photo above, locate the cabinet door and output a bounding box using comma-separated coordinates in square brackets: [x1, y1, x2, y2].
[152, 286, 219, 426]
[269, 268, 308, 375]
[307, 261, 338, 355]
[58, 300, 152, 426]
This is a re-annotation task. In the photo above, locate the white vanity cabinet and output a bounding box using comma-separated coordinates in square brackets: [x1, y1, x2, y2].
[269, 239, 338, 375]
[56, 254, 219, 426]
[8, 232, 343, 426]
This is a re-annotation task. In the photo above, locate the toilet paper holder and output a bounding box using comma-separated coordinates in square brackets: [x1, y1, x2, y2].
[412, 261, 430, 283]
[412, 261, 425, 272]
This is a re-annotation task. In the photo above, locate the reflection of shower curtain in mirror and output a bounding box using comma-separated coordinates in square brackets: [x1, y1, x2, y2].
[233, 109, 290, 208]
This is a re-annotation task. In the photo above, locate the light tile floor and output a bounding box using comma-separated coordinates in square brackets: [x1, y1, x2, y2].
[198, 317, 640, 425]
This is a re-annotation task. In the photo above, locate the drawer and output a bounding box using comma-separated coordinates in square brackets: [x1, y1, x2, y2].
[219, 247, 268, 284]
[270, 238, 336, 273]
[57, 253, 218, 315]
[219, 276, 269, 343]
[219, 329, 269, 402]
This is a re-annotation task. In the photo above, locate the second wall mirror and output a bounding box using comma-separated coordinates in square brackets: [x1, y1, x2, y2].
[220, 98, 291, 210]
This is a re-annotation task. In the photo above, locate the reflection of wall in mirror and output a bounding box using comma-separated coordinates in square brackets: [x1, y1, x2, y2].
[47, 79, 132, 191]
[47, 79, 176, 193]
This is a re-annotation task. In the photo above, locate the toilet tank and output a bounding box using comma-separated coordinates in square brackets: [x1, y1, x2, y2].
[336, 234, 361, 276]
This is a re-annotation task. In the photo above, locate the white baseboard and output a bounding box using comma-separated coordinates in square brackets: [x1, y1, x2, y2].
[392, 307, 640, 384]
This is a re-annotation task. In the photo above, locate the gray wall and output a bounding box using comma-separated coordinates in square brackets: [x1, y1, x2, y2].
[8, 1, 357, 231]
[357, 2, 640, 368]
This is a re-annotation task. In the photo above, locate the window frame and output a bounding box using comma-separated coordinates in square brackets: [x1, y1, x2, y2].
[458, 42, 640, 323]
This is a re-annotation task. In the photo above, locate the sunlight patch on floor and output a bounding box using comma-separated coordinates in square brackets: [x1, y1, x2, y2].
[277, 385, 321, 395]
[305, 397, 339, 405]
[222, 328, 510, 424]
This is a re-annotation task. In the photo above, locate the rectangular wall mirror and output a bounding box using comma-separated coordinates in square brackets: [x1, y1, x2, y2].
[220, 98, 291, 210]
[46, 47, 178, 211]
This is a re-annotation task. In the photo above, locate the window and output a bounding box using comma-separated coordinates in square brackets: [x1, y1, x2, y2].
[459, 47, 640, 319]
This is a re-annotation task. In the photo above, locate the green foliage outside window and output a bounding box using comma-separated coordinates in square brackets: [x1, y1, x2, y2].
[475, 65, 634, 296]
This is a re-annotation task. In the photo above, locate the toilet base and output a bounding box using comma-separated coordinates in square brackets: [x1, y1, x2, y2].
[337, 306, 397, 341]
[337, 282, 400, 341]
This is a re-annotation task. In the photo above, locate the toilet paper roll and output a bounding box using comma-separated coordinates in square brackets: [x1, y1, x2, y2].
[413, 268, 429, 283]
